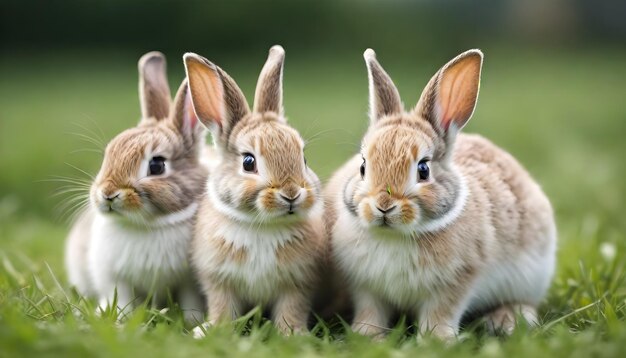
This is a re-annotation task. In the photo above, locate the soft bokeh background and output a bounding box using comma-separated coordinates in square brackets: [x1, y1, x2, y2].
[1, 0, 626, 355]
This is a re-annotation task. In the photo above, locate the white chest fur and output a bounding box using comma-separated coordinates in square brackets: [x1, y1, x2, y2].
[333, 208, 556, 312]
[194, 222, 315, 304]
[89, 211, 194, 294]
[332, 210, 463, 309]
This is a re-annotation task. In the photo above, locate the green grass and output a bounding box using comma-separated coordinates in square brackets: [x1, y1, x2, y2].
[1, 46, 626, 357]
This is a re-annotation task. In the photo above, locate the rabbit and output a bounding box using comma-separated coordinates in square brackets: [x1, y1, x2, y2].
[183, 45, 326, 337]
[324, 49, 557, 341]
[64, 51, 208, 323]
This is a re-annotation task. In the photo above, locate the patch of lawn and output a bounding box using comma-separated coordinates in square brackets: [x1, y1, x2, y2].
[1, 46, 625, 356]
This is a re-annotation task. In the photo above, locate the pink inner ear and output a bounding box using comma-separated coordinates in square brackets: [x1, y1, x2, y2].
[184, 91, 198, 129]
[186, 60, 225, 129]
[437, 58, 480, 132]
[439, 104, 452, 132]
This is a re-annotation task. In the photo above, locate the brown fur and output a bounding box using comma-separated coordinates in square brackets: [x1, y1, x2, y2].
[253, 46, 285, 114]
[192, 197, 325, 332]
[87, 53, 208, 222]
[138, 52, 171, 120]
[484, 303, 538, 335]
[212, 236, 248, 264]
[325, 49, 556, 340]
[205, 285, 242, 324]
[65, 52, 210, 323]
[272, 290, 312, 334]
[185, 46, 326, 336]
[365, 48, 403, 122]
[92, 100, 207, 218]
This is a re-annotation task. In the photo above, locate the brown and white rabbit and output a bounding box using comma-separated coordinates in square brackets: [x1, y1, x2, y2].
[325, 49, 557, 340]
[65, 52, 208, 322]
[183, 46, 325, 337]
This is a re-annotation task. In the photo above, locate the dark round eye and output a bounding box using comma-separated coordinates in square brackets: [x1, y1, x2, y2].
[242, 153, 257, 173]
[148, 156, 166, 176]
[360, 159, 366, 178]
[418, 160, 430, 181]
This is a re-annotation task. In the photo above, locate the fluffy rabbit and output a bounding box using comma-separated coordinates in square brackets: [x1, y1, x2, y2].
[325, 49, 557, 340]
[184, 46, 325, 337]
[65, 52, 207, 323]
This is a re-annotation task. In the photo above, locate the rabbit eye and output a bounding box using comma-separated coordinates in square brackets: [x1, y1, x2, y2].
[242, 153, 257, 173]
[417, 160, 430, 181]
[148, 156, 166, 176]
[360, 159, 366, 179]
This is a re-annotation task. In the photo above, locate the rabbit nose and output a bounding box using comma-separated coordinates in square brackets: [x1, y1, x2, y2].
[375, 193, 395, 212]
[280, 182, 302, 202]
[376, 205, 397, 214]
[100, 189, 120, 201]
[280, 192, 301, 204]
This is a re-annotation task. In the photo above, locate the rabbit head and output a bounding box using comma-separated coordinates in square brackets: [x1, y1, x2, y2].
[348, 49, 483, 234]
[184, 46, 321, 224]
[91, 52, 207, 225]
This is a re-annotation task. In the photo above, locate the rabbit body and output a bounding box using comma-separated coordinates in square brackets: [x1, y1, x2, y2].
[329, 135, 555, 335]
[86, 204, 199, 306]
[326, 49, 556, 339]
[184, 46, 326, 336]
[192, 194, 324, 312]
[65, 52, 207, 322]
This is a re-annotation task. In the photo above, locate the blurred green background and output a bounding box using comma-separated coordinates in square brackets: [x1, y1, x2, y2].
[1, 0, 626, 355]
[2, 0, 625, 282]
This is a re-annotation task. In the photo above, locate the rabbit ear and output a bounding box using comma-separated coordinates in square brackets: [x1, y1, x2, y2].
[364, 49, 403, 123]
[184, 53, 250, 148]
[138, 51, 172, 120]
[414, 49, 483, 139]
[253, 45, 285, 115]
[168, 79, 205, 150]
